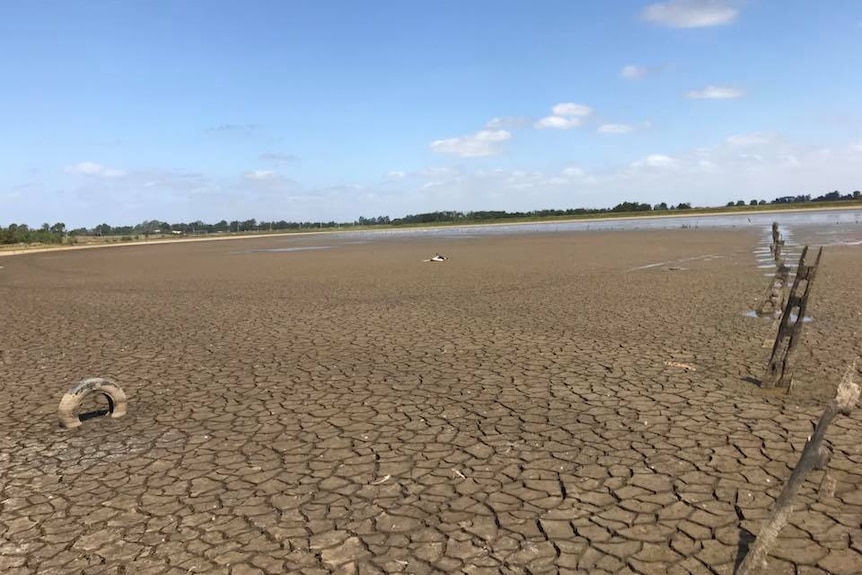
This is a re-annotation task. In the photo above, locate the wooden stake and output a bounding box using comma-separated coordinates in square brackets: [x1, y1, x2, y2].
[763, 246, 823, 388]
[755, 261, 790, 317]
[736, 363, 859, 575]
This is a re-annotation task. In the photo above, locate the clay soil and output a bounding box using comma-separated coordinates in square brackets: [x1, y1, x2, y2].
[0, 228, 860, 574]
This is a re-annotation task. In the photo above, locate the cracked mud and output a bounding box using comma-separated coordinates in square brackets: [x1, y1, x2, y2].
[1, 229, 860, 574]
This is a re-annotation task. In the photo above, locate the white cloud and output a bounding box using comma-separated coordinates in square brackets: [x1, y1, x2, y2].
[429, 129, 512, 157]
[419, 167, 459, 177]
[598, 123, 635, 134]
[561, 166, 585, 177]
[736, 153, 763, 163]
[259, 152, 298, 165]
[64, 161, 127, 178]
[552, 103, 593, 117]
[386, 171, 406, 180]
[642, 0, 738, 28]
[687, 85, 744, 99]
[726, 132, 773, 146]
[779, 154, 799, 167]
[35, 133, 862, 229]
[534, 102, 593, 130]
[243, 169, 278, 181]
[631, 154, 679, 169]
[485, 116, 530, 129]
[535, 116, 583, 129]
[621, 65, 648, 79]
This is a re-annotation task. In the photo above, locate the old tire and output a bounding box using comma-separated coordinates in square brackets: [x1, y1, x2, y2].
[58, 377, 127, 429]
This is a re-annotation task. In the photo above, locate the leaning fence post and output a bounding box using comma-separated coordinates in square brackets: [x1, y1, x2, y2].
[763, 246, 823, 389]
[735, 363, 859, 575]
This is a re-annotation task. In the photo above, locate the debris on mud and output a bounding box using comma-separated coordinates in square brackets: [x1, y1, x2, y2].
[664, 360, 697, 371]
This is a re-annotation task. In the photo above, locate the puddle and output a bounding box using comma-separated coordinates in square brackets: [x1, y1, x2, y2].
[237, 207, 862, 243]
[743, 310, 812, 322]
[631, 254, 721, 271]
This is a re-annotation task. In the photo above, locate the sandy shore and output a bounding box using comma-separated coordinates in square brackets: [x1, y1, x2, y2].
[0, 229, 859, 574]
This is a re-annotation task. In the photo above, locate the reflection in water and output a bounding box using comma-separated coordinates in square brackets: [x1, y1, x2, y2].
[743, 310, 813, 323]
[297, 207, 862, 244]
[239, 208, 862, 255]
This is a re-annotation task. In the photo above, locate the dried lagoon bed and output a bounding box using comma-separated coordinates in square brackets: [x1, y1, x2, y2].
[0, 226, 860, 574]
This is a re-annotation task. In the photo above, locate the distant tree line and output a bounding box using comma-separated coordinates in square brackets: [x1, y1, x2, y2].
[385, 201, 692, 226]
[81, 218, 344, 239]
[0, 222, 67, 245]
[2, 189, 859, 244]
[726, 190, 861, 208]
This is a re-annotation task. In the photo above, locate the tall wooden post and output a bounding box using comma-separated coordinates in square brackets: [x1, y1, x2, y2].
[762, 246, 823, 389]
[770, 222, 785, 262]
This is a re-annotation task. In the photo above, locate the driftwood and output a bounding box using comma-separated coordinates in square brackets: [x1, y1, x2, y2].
[763, 246, 823, 389]
[736, 363, 859, 575]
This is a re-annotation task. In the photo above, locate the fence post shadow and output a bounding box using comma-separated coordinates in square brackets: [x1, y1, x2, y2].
[734, 526, 757, 573]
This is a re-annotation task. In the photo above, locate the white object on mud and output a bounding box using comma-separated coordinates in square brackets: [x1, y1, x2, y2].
[58, 377, 127, 429]
[423, 253, 448, 262]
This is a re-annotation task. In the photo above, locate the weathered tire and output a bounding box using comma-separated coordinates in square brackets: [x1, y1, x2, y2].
[58, 377, 127, 429]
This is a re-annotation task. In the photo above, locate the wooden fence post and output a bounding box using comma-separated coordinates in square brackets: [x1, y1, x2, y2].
[755, 261, 790, 317]
[762, 246, 823, 389]
[769, 222, 785, 262]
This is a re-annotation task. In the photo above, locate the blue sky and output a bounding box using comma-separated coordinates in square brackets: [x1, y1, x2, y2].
[1, 0, 861, 227]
